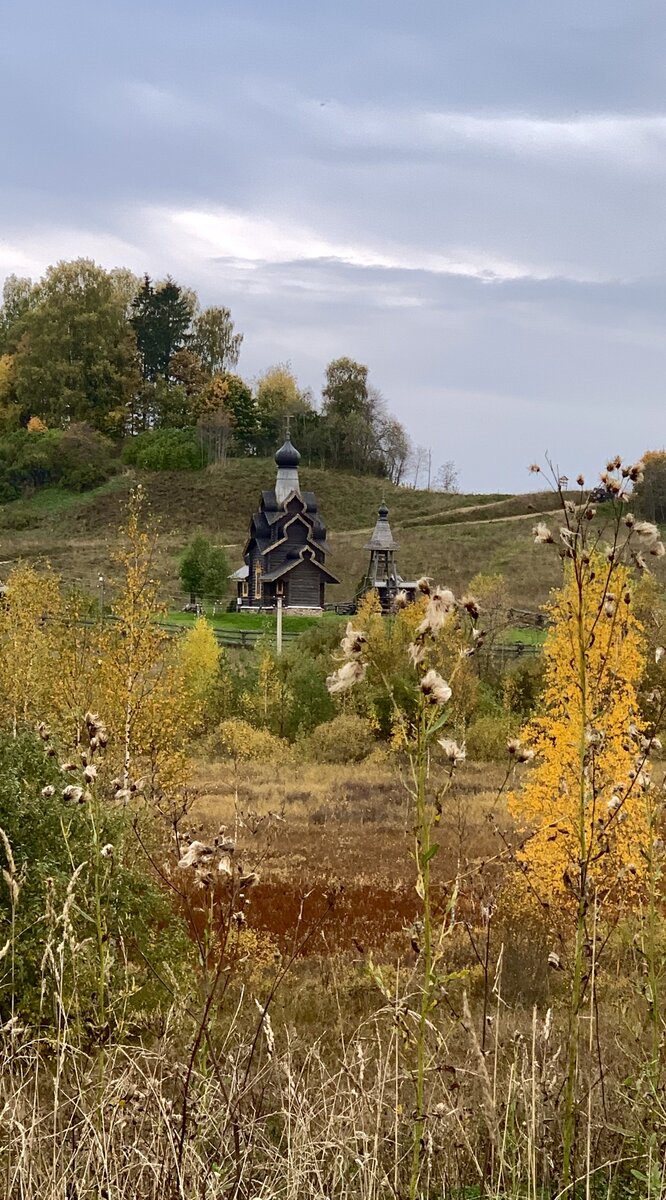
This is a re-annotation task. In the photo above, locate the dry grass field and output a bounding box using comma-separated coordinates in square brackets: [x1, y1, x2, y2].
[190, 753, 510, 960]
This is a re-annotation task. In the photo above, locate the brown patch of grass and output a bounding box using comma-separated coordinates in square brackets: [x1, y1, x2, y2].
[189, 755, 512, 957]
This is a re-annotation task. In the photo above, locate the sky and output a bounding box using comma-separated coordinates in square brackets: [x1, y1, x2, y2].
[1, 0, 665, 491]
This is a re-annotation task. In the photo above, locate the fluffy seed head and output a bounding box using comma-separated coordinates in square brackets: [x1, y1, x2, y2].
[62, 785, 84, 804]
[326, 659, 367, 694]
[634, 520, 660, 543]
[407, 642, 426, 667]
[533, 522, 554, 545]
[438, 738, 466, 766]
[420, 669, 452, 705]
[340, 622, 367, 659]
[178, 841, 215, 870]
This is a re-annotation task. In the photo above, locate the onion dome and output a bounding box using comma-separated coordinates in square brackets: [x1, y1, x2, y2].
[274, 439, 301, 468]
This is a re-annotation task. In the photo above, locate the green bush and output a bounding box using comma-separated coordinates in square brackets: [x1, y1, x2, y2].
[123, 427, 202, 470]
[0, 731, 190, 1022]
[465, 713, 520, 761]
[280, 653, 335, 739]
[303, 713, 376, 764]
[0, 424, 118, 500]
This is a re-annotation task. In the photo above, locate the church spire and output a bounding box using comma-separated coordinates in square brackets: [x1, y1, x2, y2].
[274, 437, 301, 506]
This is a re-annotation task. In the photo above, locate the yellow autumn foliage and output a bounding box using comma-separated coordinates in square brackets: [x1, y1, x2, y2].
[509, 558, 649, 922]
[240, 648, 292, 736]
[0, 563, 63, 735]
[95, 487, 199, 795]
[176, 617, 221, 712]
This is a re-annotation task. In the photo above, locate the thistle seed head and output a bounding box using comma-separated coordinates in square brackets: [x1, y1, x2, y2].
[62, 785, 84, 804]
[533, 522, 554, 545]
[438, 737, 466, 766]
[634, 520, 660, 543]
[340, 622, 367, 659]
[420, 670, 452, 705]
[178, 841, 215, 870]
[407, 641, 426, 667]
[326, 659, 367, 694]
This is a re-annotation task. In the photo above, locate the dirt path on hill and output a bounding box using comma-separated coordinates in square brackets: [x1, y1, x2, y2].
[332, 507, 562, 541]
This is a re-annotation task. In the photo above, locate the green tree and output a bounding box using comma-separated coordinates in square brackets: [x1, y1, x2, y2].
[634, 450, 666, 523]
[320, 357, 384, 473]
[0, 275, 36, 354]
[322, 356, 369, 418]
[379, 415, 412, 484]
[210, 373, 258, 453]
[179, 536, 229, 606]
[13, 259, 138, 432]
[203, 545, 229, 606]
[192, 306, 243, 375]
[131, 275, 195, 382]
[180, 535, 211, 604]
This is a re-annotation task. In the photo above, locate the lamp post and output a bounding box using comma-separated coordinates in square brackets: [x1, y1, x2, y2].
[276, 595, 283, 657]
[98, 575, 105, 625]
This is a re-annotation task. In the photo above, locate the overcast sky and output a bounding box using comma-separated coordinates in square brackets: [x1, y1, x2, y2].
[2, 1, 664, 490]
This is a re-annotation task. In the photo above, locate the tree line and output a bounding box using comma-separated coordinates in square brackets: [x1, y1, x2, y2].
[0, 259, 415, 482]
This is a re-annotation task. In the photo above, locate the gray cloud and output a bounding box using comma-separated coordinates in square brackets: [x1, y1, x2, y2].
[1, 0, 664, 489]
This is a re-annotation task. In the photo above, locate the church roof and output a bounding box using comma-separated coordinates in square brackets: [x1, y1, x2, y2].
[364, 503, 399, 552]
[274, 438, 301, 468]
[260, 488, 317, 514]
[261, 550, 340, 585]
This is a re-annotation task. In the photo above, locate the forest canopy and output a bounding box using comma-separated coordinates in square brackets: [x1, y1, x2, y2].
[0, 260, 413, 483]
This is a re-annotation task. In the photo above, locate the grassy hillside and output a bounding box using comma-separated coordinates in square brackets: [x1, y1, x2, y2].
[0, 460, 660, 611]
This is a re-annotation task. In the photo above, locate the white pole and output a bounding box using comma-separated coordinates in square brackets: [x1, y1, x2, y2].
[276, 596, 283, 656]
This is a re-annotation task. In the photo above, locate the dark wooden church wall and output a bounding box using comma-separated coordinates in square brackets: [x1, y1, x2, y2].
[287, 563, 320, 608]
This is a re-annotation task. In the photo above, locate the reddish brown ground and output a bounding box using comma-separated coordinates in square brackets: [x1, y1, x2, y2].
[190, 756, 510, 957]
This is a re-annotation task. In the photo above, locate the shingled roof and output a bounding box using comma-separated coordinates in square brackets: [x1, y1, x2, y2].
[364, 503, 399, 552]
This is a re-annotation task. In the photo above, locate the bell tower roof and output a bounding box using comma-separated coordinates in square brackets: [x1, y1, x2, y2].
[364, 502, 399, 552]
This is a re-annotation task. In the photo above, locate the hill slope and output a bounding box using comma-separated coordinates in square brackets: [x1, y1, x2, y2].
[0, 461, 643, 610]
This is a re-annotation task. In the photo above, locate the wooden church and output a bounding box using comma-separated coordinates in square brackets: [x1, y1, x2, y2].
[231, 438, 339, 612]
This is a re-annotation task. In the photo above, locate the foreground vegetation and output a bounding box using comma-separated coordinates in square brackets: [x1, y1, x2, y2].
[3, 458, 666, 1197]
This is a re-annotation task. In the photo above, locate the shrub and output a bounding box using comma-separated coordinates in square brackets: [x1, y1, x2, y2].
[465, 713, 519, 761]
[0, 731, 189, 1020]
[215, 717, 291, 764]
[0, 424, 117, 499]
[123, 427, 201, 470]
[58, 423, 119, 490]
[303, 713, 376, 764]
